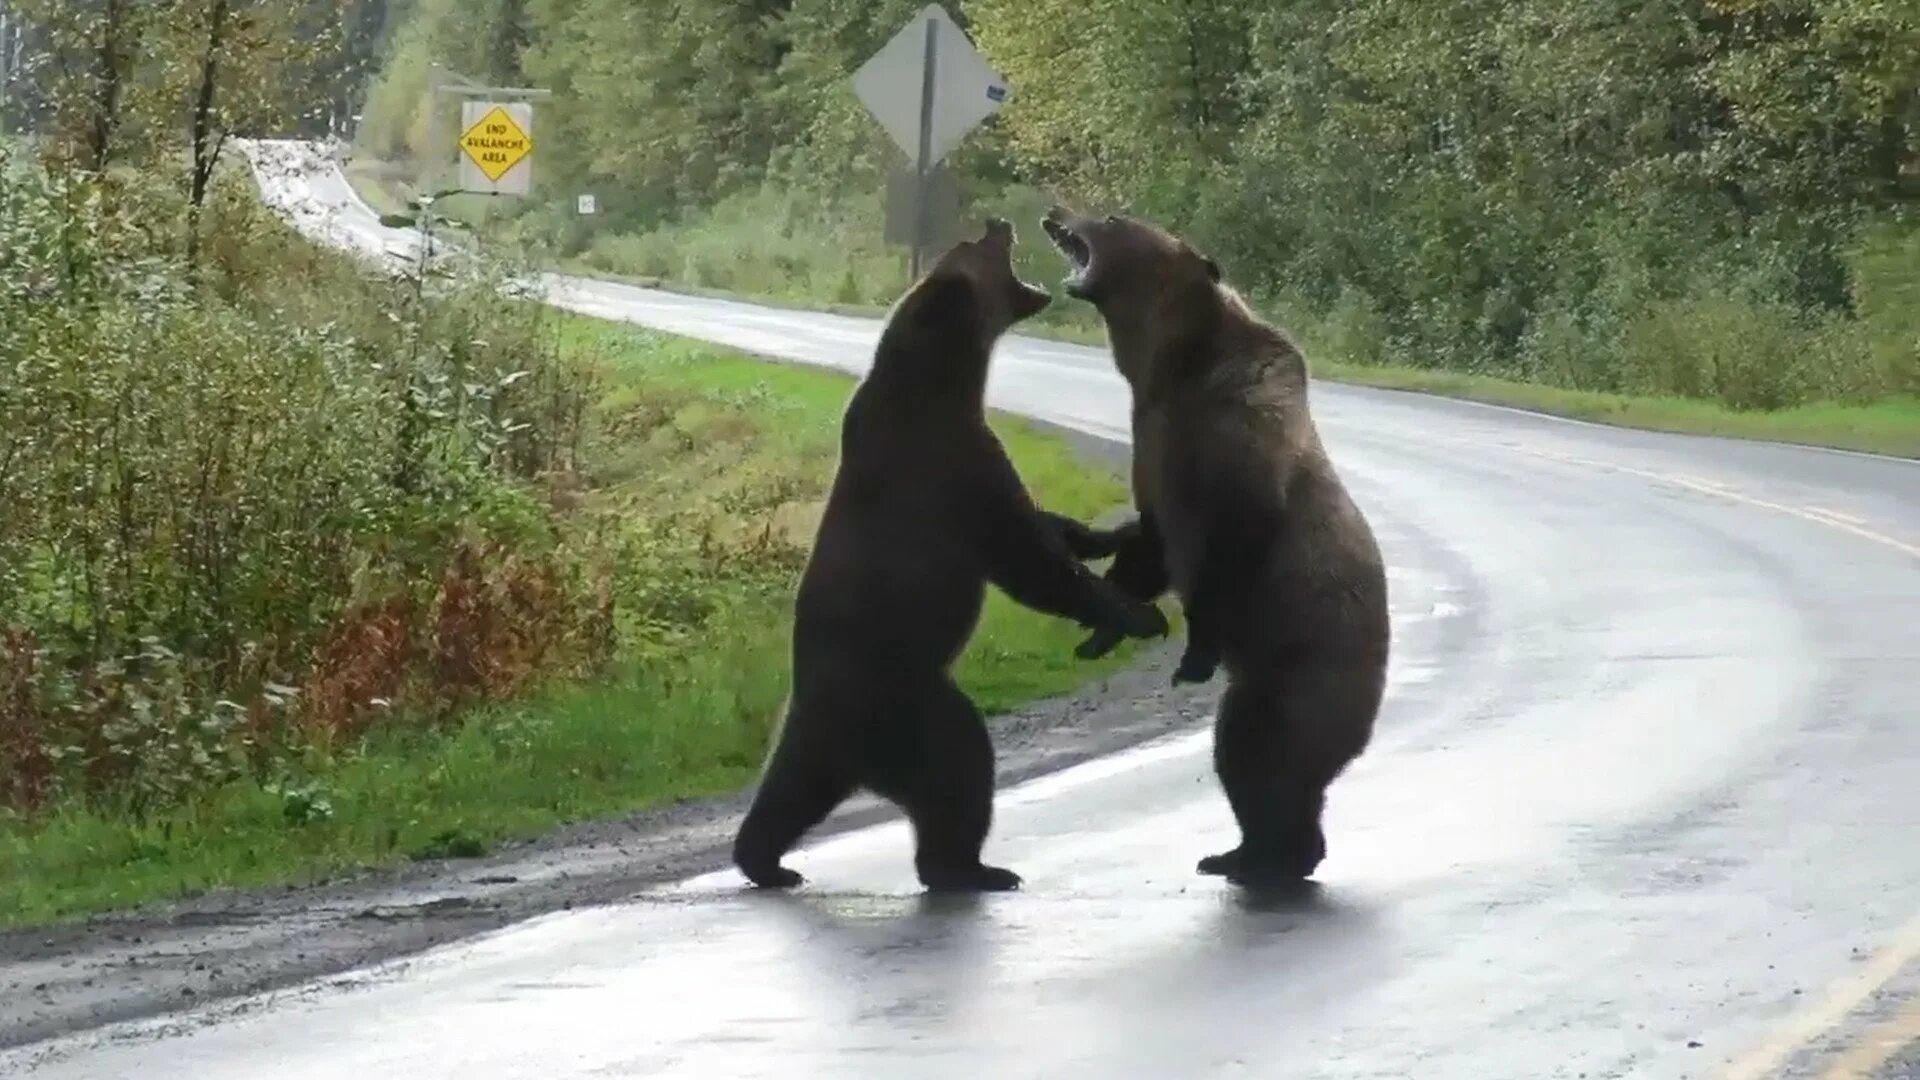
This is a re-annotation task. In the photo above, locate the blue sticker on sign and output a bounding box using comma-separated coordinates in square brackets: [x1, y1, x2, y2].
[986, 85, 1006, 102]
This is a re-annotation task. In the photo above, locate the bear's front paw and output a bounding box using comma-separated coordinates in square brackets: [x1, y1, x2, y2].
[1075, 626, 1123, 661]
[1171, 645, 1219, 685]
[1116, 599, 1169, 641]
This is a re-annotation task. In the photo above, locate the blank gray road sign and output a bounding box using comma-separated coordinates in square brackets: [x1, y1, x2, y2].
[851, 4, 1009, 167]
[884, 164, 961, 247]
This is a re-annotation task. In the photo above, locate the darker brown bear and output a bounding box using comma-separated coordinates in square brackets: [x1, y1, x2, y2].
[1042, 205, 1391, 885]
[731, 218, 1169, 893]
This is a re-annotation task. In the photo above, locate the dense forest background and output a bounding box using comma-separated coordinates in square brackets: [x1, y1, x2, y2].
[342, 0, 1918, 411]
[3, 0, 1914, 405]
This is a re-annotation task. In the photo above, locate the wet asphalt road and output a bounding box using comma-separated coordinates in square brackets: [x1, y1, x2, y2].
[7, 140, 1915, 1079]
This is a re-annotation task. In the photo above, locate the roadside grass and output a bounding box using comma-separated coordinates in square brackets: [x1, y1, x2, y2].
[568, 272, 1920, 460]
[0, 321, 1154, 929]
[1300, 363, 1920, 459]
[561, 320, 1161, 717]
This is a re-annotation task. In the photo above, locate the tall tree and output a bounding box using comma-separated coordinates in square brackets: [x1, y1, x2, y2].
[147, 0, 351, 259]
[9, 0, 149, 170]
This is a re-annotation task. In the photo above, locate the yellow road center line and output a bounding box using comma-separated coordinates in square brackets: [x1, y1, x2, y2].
[1716, 913, 1920, 1079]
[1817, 997, 1920, 1079]
[1515, 447, 1920, 561]
[1501, 443, 1920, 1079]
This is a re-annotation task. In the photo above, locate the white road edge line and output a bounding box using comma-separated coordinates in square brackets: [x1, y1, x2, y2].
[1355, 381, 1919, 468]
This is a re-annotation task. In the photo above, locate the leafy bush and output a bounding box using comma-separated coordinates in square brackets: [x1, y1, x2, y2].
[0, 153, 604, 815]
[362, 0, 1919, 417]
[1847, 215, 1920, 398]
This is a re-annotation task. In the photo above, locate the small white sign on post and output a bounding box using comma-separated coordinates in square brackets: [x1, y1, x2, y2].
[456, 100, 533, 196]
[851, 4, 1010, 275]
[577, 193, 597, 215]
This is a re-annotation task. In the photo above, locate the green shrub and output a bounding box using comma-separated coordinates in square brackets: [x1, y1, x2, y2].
[0, 154, 602, 816]
[1848, 215, 1920, 398]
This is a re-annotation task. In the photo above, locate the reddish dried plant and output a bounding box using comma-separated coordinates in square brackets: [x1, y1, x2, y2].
[299, 596, 418, 745]
[0, 629, 52, 813]
[429, 543, 571, 711]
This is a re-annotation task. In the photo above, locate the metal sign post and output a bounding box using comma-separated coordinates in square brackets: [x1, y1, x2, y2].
[912, 16, 938, 278]
[852, 5, 1011, 279]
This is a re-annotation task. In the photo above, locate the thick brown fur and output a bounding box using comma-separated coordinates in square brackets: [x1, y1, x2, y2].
[1042, 205, 1391, 885]
[731, 219, 1169, 893]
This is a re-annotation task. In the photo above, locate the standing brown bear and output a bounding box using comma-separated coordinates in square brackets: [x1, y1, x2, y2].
[731, 218, 1169, 893]
[1041, 205, 1391, 885]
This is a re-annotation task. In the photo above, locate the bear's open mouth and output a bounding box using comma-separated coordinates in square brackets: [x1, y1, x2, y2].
[1041, 217, 1092, 291]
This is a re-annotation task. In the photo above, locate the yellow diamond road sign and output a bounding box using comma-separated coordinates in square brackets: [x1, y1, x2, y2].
[459, 105, 531, 183]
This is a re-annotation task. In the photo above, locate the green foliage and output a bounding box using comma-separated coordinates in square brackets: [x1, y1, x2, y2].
[576, 185, 905, 305]
[1846, 214, 1920, 396]
[0, 151, 600, 816]
[3, 321, 1147, 927]
[8, 0, 389, 261]
[357, 0, 1915, 415]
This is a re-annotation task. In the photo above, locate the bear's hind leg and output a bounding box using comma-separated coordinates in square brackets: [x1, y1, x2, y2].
[870, 680, 1021, 892]
[732, 716, 856, 889]
[1200, 676, 1337, 886]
